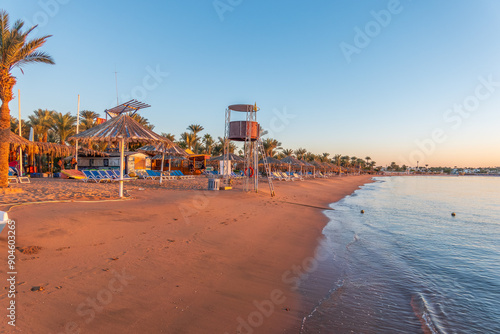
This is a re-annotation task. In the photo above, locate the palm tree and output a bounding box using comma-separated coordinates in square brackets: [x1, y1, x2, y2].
[341, 155, 350, 167]
[294, 148, 307, 160]
[187, 124, 204, 136]
[281, 148, 293, 157]
[321, 153, 330, 163]
[10, 117, 29, 138]
[212, 136, 236, 155]
[350, 156, 358, 167]
[180, 132, 197, 151]
[262, 138, 282, 157]
[0, 11, 54, 187]
[27, 109, 55, 142]
[79, 110, 100, 131]
[304, 152, 316, 162]
[160, 132, 175, 142]
[202, 133, 215, 155]
[52, 112, 76, 143]
[333, 154, 342, 166]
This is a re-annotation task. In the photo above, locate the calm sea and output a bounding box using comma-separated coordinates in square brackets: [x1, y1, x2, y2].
[299, 176, 500, 334]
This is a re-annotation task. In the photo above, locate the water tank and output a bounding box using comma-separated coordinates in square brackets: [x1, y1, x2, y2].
[228, 121, 260, 141]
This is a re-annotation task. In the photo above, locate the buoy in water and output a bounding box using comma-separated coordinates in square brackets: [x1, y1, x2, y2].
[360, 210, 365, 214]
[451, 212, 456, 217]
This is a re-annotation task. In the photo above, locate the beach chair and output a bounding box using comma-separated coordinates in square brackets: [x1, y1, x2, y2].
[272, 172, 287, 181]
[293, 173, 304, 181]
[135, 170, 150, 179]
[111, 170, 136, 181]
[171, 170, 194, 179]
[101, 170, 121, 181]
[10, 167, 30, 183]
[97, 170, 117, 182]
[90, 170, 110, 182]
[8, 169, 18, 184]
[82, 170, 96, 182]
[145, 170, 161, 180]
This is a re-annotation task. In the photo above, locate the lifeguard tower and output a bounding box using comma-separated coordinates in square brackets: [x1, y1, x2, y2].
[223, 103, 275, 196]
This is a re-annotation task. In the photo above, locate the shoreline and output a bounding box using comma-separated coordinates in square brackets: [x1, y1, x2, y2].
[0, 175, 374, 333]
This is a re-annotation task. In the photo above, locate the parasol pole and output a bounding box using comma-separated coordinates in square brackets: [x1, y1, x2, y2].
[75, 94, 80, 170]
[119, 137, 124, 197]
[17, 89, 23, 176]
[160, 149, 165, 185]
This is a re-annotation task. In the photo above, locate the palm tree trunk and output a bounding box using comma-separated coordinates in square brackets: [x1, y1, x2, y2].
[0, 100, 12, 188]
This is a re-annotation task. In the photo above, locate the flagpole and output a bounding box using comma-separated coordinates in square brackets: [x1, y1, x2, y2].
[18, 89, 23, 176]
[75, 95, 80, 169]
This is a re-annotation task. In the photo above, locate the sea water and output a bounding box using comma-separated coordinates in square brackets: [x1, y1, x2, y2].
[299, 176, 500, 333]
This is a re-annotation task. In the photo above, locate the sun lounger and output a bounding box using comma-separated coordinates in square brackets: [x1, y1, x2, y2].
[90, 170, 111, 182]
[272, 172, 288, 181]
[82, 170, 96, 182]
[293, 173, 304, 181]
[135, 170, 151, 179]
[145, 169, 161, 180]
[8, 170, 18, 184]
[171, 170, 194, 179]
[101, 170, 121, 182]
[110, 170, 136, 181]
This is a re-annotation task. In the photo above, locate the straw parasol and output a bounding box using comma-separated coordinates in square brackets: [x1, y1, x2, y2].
[138, 143, 186, 183]
[68, 113, 171, 197]
[208, 153, 244, 162]
[258, 156, 282, 165]
[280, 156, 305, 174]
[7, 131, 36, 152]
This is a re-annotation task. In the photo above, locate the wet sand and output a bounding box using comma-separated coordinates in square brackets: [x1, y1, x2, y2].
[0, 175, 374, 333]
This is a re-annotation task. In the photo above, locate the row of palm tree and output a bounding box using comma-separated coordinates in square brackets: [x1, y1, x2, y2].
[160, 123, 379, 170]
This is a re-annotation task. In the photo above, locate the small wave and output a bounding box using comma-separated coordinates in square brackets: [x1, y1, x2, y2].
[300, 279, 346, 333]
[410, 294, 441, 334]
[345, 233, 360, 250]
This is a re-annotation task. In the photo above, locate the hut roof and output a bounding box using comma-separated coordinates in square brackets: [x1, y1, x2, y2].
[35, 142, 73, 157]
[280, 156, 305, 166]
[208, 153, 244, 162]
[68, 114, 169, 145]
[6, 132, 37, 152]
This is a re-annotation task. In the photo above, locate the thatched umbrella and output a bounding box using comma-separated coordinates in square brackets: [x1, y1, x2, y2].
[258, 156, 282, 165]
[208, 153, 244, 162]
[6, 132, 37, 175]
[68, 114, 170, 197]
[280, 156, 305, 174]
[138, 143, 185, 183]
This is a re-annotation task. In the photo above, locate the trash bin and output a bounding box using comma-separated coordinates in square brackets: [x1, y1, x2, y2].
[208, 178, 220, 191]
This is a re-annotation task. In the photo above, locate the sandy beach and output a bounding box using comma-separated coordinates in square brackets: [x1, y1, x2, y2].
[0, 175, 374, 333]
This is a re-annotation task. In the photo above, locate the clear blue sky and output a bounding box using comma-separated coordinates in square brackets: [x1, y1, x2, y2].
[4, 0, 500, 167]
